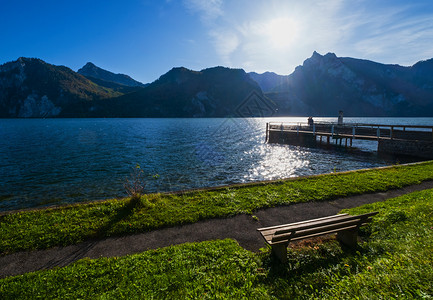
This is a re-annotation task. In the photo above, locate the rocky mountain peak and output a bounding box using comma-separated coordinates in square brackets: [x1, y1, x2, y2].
[157, 67, 197, 85]
[298, 51, 353, 81]
[77, 62, 102, 77]
[80, 62, 97, 72]
[304, 51, 323, 66]
[77, 62, 144, 87]
[311, 50, 321, 57]
[303, 51, 339, 68]
[324, 52, 337, 59]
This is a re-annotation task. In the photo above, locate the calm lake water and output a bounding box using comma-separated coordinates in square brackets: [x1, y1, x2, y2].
[1, 117, 432, 211]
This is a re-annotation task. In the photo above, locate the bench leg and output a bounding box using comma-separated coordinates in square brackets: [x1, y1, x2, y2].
[337, 229, 358, 247]
[271, 243, 288, 263]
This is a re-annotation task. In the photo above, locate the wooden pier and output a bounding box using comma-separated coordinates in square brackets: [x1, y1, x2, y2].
[266, 122, 433, 159]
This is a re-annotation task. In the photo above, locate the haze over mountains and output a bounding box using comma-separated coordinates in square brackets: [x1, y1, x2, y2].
[1, 52, 433, 118]
[256, 51, 433, 117]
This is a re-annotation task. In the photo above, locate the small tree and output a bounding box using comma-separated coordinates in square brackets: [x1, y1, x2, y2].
[124, 164, 146, 200]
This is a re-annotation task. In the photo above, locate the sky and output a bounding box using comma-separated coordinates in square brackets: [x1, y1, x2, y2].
[1, 0, 433, 83]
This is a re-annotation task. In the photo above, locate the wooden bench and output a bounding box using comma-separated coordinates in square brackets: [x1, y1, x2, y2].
[257, 212, 378, 263]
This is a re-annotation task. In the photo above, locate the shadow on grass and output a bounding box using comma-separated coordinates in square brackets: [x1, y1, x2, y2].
[94, 196, 142, 238]
[37, 197, 143, 272]
[260, 237, 373, 296]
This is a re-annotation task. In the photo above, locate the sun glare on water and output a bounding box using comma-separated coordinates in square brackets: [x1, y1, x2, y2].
[266, 17, 299, 50]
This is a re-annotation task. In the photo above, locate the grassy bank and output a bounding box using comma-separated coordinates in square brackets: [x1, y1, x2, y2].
[1, 188, 432, 299]
[1, 161, 433, 255]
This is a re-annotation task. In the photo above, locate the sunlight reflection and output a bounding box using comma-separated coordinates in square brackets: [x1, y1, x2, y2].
[243, 143, 309, 181]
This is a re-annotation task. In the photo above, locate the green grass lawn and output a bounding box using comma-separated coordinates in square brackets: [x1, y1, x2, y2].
[1, 161, 433, 255]
[1, 188, 432, 299]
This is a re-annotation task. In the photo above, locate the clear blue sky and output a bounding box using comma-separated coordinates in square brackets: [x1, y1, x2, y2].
[1, 0, 433, 83]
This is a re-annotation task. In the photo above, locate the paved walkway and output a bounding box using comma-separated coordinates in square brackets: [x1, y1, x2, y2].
[1, 181, 433, 278]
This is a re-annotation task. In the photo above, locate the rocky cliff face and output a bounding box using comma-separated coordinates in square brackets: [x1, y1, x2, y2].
[0, 58, 117, 117]
[266, 52, 433, 116]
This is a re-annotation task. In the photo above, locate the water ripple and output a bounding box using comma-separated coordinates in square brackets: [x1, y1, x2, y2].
[0, 117, 430, 211]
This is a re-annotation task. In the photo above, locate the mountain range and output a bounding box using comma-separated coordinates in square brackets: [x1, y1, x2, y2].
[96, 66, 264, 117]
[256, 51, 433, 116]
[77, 62, 147, 96]
[78, 62, 145, 88]
[1, 52, 433, 118]
[0, 58, 119, 117]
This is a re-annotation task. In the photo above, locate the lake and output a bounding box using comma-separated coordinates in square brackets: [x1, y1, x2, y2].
[1, 117, 431, 211]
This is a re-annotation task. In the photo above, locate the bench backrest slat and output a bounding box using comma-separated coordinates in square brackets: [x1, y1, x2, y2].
[273, 212, 377, 236]
[271, 217, 373, 243]
[257, 213, 348, 232]
[258, 214, 350, 240]
[271, 224, 360, 245]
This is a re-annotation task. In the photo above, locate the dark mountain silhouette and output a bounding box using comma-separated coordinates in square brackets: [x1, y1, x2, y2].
[248, 71, 289, 92]
[0, 59, 266, 118]
[0, 58, 120, 117]
[78, 62, 145, 88]
[79, 75, 145, 95]
[1, 53, 433, 118]
[91, 66, 268, 117]
[263, 51, 433, 116]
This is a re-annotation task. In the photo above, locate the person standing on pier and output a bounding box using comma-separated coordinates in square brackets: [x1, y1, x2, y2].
[338, 111, 344, 125]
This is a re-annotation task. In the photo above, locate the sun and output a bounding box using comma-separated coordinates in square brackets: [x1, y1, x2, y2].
[265, 17, 299, 50]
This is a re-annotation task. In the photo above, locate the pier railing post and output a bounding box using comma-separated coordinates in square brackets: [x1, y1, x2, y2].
[266, 123, 269, 143]
[313, 124, 316, 136]
[331, 125, 334, 138]
[352, 126, 355, 139]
